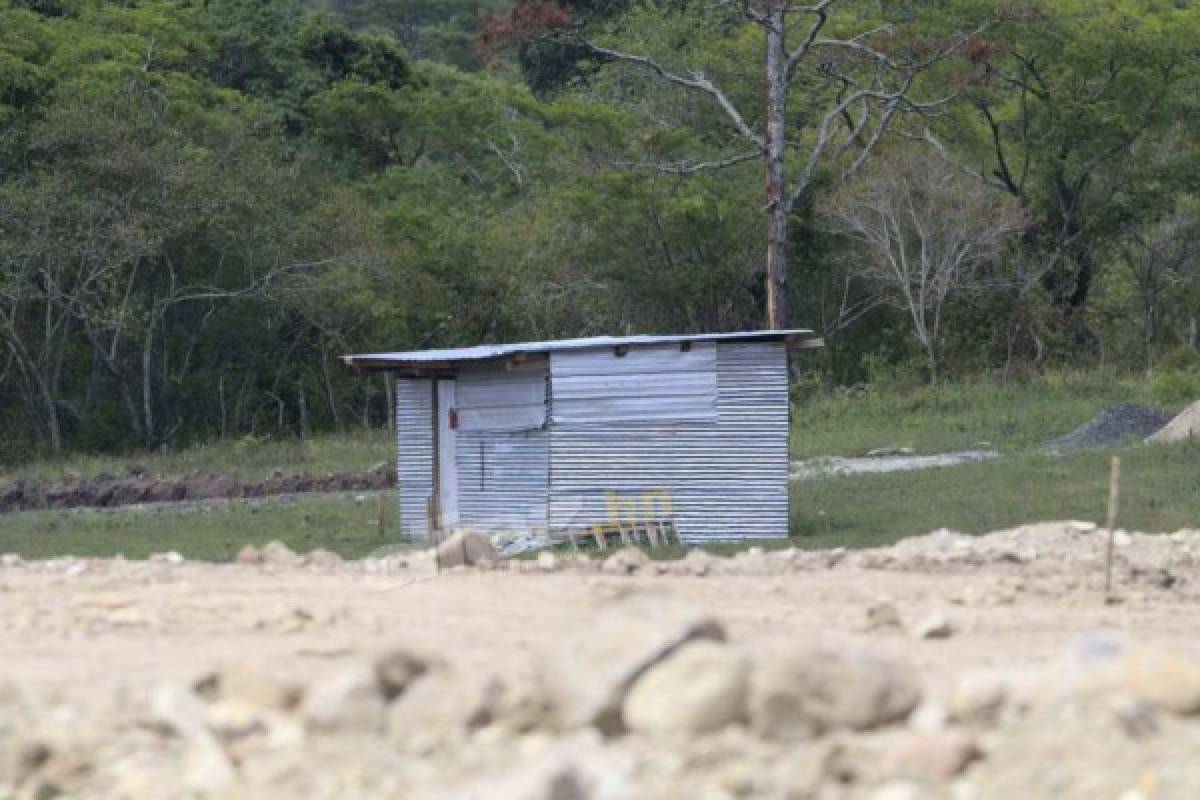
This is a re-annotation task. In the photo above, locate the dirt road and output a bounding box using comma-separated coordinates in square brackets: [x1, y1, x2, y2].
[3, 521, 1200, 798]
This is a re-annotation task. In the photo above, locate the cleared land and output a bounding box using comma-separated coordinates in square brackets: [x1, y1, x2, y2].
[3, 522, 1200, 798]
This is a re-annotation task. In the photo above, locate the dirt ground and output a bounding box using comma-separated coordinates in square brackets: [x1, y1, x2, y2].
[3, 521, 1200, 799]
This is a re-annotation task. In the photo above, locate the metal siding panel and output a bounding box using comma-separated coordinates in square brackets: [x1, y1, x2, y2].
[548, 342, 788, 542]
[454, 364, 549, 532]
[552, 343, 718, 424]
[455, 360, 548, 431]
[395, 379, 434, 539]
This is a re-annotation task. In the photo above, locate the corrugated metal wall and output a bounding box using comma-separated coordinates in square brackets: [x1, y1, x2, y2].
[547, 341, 789, 542]
[454, 362, 550, 533]
[395, 378, 434, 538]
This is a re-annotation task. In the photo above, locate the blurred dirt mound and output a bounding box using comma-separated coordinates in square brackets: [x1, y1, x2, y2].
[1050, 403, 1172, 450]
[1148, 398, 1200, 443]
[0, 462, 394, 514]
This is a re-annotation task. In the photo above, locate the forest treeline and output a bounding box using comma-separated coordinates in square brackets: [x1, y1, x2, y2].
[1, 0, 1198, 456]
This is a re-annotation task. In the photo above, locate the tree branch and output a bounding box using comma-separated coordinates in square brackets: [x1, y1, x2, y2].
[584, 42, 765, 148]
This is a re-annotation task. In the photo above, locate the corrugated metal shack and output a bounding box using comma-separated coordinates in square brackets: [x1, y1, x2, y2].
[343, 330, 821, 544]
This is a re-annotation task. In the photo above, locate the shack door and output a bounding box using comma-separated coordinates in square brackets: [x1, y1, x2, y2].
[435, 378, 459, 530]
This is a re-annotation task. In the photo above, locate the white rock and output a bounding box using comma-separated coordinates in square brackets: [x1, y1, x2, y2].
[623, 641, 750, 737]
[749, 648, 921, 739]
[301, 665, 385, 733]
[538, 613, 725, 735]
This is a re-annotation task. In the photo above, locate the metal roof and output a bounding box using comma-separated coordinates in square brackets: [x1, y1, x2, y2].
[343, 329, 821, 372]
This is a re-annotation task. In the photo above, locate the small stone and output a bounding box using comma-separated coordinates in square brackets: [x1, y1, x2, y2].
[261, 541, 300, 568]
[948, 673, 1008, 726]
[864, 602, 905, 634]
[870, 781, 931, 800]
[1113, 530, 1133, 548]
[436, 530, 501, 568]
[537, 551, 561, 572]
[602, 547, 650, 575]
[305, 548, 343, 569]
[623, 641, 750, 737]
[1086, 650, 1200, 716]
[675, 548, 718, 576]
[914, 613, 955, 640]
[301, 665, 386, 733]
[446, 754, 590, 800]
[235, 545, 263, 565]
[374, 649, 435, 701]
[199, 662, 302, 710]
[883, 730, 983, 781]
[749, 648, 921, 740]
[0, 554, 21, 568]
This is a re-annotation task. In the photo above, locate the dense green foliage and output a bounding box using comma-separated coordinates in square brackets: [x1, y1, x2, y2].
[1, 0, 1198, 459]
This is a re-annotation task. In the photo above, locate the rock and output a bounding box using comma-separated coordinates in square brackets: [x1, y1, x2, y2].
[623, 641, 750, 737]
[870, 781, 931, 800]
[436, 530, 501, 568]
[914, 613, 955, 640]
[864, 601, 906, 633]
[1113, 530, 1133, 548]
[948, 672, 1009, 726]
[301, 665, 386, 733]
[1083, 650, 1200, 716]
[749, 649, 921, 740]
[151, 683, 208, 739]
[674, 549, 718, 576]
[198, 662, 302, 710]
[150, 683, 237, 792]
[182, 731, 238, 793]
[602, 547, 650, 575]
[536, 551, 561, 572]
[883, 730, 983, 781]
[388, 669, 554, 748]
[538, 613, 726, 735]
[446, 754, 590, 800]
[374, 648, 435, 701]
[261, 541, 300, 568]
[305, 548, 343, 569]
[235, 545, 264, 565]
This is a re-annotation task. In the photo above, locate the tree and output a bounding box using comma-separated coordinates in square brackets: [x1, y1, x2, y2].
[928, 0, 1200, 324]
[489, 1, 987, 328]
[824, 146, 1025, 383]
[1115, 206, 1200, 370]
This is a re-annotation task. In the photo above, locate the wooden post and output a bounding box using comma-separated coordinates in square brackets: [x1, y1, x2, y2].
[377, 492, 385, 539]
[1104, 456, 1121, 601]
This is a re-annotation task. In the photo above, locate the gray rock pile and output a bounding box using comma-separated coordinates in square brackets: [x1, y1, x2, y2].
[1049, 403, 1173, 450]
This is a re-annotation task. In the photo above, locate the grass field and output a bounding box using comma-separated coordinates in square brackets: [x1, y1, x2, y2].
[790, 440, 1200, 550]
[0, 372, 1192, 561]
[791, 371, 1163, 458]
[0, 493, 398, 561]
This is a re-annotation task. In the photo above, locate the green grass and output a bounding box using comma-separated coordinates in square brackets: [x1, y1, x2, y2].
[791, 371, 1164, 458]
[0, 428, 394, 484]
[790, 439, 1200, 550]
[0, 373, 1193, 561]
[0, 493, 401, 561]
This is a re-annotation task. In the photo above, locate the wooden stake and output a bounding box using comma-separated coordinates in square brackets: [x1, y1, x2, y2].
[1104, 456, 1121, 600]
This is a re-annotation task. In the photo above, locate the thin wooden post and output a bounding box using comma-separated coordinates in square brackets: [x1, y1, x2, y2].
[377, 492, 386, 539]
[1104, 456, 1121, 600]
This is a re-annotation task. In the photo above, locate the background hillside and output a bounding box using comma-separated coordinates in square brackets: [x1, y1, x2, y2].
[1, 0, 1198, 458]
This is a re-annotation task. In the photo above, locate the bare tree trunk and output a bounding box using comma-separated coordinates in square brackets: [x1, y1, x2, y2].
[764, 6, 789, 330]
